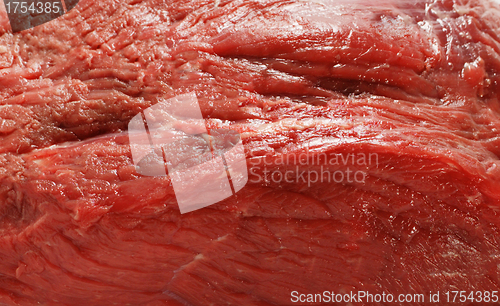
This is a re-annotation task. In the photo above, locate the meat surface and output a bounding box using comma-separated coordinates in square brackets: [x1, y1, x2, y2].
[0, 0, 500, 305]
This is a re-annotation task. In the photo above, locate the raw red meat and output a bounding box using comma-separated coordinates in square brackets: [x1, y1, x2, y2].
[0, 0, 500, 305]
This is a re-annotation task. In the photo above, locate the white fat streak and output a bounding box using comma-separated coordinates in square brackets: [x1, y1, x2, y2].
[174, 253, 204, 272]
[256, 117, 351, 132]
[216, 234, 228, 241]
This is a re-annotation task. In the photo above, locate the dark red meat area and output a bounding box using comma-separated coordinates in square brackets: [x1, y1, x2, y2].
[0, 0, 500, 305]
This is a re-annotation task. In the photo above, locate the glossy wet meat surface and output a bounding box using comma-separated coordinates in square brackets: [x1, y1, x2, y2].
[0, 0, 499, 305]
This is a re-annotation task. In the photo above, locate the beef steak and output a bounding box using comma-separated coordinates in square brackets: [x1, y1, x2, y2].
[0, 0, 500, 305]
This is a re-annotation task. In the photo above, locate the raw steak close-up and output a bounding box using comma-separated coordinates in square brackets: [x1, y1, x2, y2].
[0, 0, 500, 304]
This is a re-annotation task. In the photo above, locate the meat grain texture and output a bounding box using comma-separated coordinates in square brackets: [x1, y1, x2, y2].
[0, 0, 500, 305]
